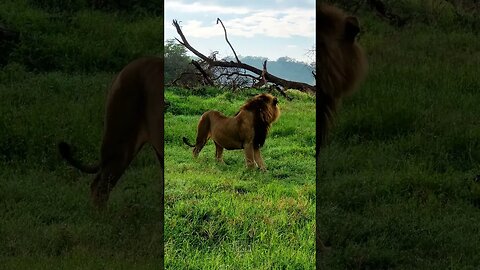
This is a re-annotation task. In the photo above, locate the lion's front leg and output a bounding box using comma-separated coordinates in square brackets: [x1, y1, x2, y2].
[254, 148, 266, 171]
[243, 143, 256, 169]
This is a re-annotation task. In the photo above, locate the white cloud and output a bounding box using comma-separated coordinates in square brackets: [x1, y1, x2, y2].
[167, 7, 315, 39]
[165, 1, 250, 15]
[179, 20, 220, 38]
[165, 1, 315, 62]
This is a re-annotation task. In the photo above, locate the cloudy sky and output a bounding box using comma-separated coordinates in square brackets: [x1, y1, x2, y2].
[164, 0, 315, 63]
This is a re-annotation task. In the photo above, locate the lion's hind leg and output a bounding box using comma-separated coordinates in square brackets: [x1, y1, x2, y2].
[214, 142, 224, 163]
[192, 113, 211, 158]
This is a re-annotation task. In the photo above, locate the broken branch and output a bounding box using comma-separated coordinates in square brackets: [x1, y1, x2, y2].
[216, 18, 241, 63]
[172, 19, 315, 94]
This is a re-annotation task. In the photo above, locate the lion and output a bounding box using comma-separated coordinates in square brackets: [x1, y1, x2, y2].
[182, 93, 280, 171]
[58, 56, 165, 209]
[317, 3, 368, 149]
[316, 4, 368, 255]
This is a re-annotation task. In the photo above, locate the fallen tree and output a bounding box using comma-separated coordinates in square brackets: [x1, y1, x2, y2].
[172, 19, 316, 96]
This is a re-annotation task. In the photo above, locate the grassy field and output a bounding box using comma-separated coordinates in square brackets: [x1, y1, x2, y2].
[0, 1, 164, 268]
[0, 69, 164, 269]
[2, 0, 480, 269]
[318, 14, 480, 269]
[0, 77, 315, 269]
[164, 88, 315, 269]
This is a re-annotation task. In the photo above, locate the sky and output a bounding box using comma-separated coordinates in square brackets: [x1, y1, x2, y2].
[164, 0, 316, 63]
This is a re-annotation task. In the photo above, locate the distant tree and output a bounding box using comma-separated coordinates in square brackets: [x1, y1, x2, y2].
[164, 39, 193, 84]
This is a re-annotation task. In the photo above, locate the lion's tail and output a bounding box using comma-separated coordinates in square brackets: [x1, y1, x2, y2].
[182, 137, 195, 147]
[58, 142, 100, 174]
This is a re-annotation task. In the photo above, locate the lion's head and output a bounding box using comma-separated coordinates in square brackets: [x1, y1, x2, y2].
[240, 93, 280, 149]
[318, 4, 367, 99]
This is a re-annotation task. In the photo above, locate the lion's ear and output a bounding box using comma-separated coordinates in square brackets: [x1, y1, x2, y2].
[344, 16, 360, 43]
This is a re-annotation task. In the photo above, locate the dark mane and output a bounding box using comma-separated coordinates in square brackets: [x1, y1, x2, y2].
[241, 94, 272, 149]
[317, 4, 367, 150]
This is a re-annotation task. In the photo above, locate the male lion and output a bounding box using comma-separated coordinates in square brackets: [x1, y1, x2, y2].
[58, 56, 164, 208]
[316, 3, 368, 256]
[182, 93, 280, 171]
[317, 3, 368, 148]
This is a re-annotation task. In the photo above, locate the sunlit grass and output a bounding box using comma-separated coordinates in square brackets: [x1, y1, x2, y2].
[164, 88, 315, 269]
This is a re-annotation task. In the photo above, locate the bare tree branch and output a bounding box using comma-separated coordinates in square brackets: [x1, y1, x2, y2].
[270, 85, 293, 101]
[191, 60, 214, 86]
[261, 60, 268, 85]
[171, 72, 201, 87]
[172, 19, 315, 94]
[252, 60, 269, 88]
[216, 18, 241, 63]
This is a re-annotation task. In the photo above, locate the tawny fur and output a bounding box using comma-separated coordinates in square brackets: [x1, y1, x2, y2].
[183, 93, 280, 171]
[59, 56, 165, 208]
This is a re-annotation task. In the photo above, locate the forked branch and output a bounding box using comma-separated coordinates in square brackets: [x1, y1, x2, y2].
[217, 18, 241, 63]
[172, 19, 316, 94]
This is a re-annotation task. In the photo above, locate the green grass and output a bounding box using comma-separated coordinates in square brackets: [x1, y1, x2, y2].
[164, 89, 316, 269]
[1, 6, 165, 267]
[2, 1, 480, 268]
[0, 71, 315, 269]
[318, 21, 480, 269]
[0, 0, 163, 72]
[0, 68, 164, 268]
